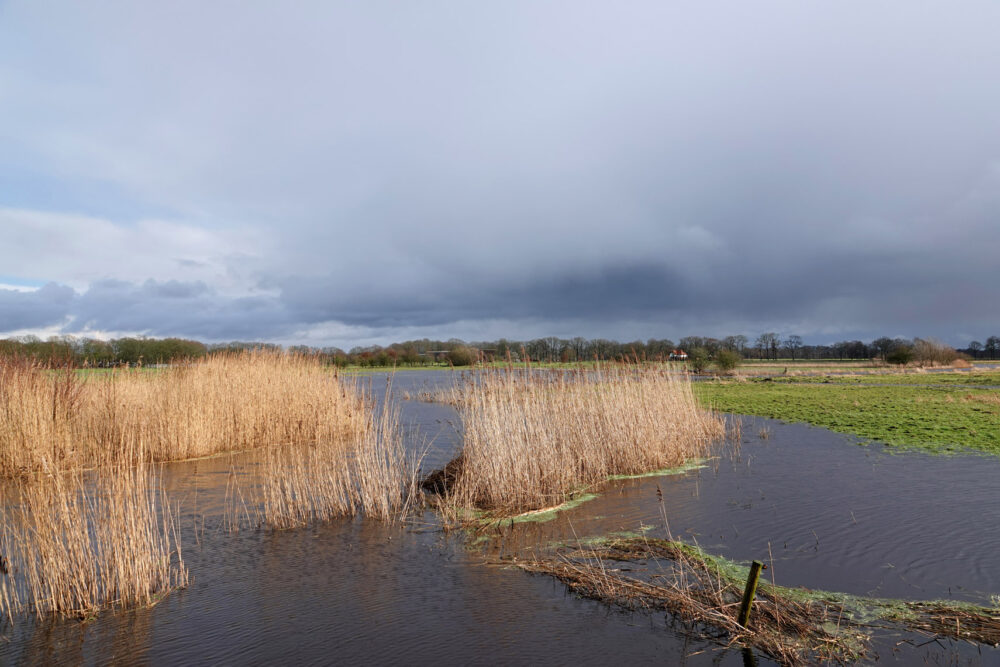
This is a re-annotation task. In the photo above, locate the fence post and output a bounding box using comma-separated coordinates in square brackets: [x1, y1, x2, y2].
[737, 560, 765, 627]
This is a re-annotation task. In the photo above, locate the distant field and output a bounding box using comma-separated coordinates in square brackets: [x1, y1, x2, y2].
[759, 369, 1000, 387]
[694, 381, 1000, 455]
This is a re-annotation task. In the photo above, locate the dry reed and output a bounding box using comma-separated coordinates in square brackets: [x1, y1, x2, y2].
[0, 351, 379, 624]
[519, 537, 1000, 665]
[0, 351, 366, 476]
[518, 538, 864, 665]
[441, 365, 724, 514]
[0, 457, 187, 622]
[251, 391, 420, 528]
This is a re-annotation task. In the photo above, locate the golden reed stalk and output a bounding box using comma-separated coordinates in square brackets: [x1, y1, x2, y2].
[0, 351, 400, 623]
[0, 454, 187, 621]
[0, 351, 367, 476]
[253, 391, 419, 528]
[447, 364, 724, 514]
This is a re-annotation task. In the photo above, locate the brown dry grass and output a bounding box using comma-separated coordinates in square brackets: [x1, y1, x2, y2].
[0, 352, 411, 625]
[0, 351, 366, 476]
[250, 393, 420, 527]
[440, 365, 724, 514]
[963, 392, 1000, 407]
[0, 456, 187, 621]
[519, 537, 1000, 665]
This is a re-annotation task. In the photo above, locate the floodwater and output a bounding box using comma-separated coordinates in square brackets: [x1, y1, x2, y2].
[2, 370, 999, 665]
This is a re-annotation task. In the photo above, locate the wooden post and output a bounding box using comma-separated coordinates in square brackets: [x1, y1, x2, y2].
[737, 560, 764, 628]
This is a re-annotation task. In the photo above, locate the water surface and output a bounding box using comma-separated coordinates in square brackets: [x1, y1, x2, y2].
[3, 370, 997, 665]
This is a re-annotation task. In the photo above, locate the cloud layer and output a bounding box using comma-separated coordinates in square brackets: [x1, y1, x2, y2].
[2, 2, 999, 346]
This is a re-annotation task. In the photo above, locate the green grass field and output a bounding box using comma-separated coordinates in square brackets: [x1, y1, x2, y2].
[694, 381, 1000, 455]
[758, 369, 1000, 386]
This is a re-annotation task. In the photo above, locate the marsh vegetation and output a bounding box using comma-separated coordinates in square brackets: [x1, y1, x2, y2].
[0, 352, 415, 625]
[520, 536, 1000, 666]
[429, 365, 724, 516]
[3, 358, 999, 664]
[0, 351, 367, 476]
[0, 457, 187, 621]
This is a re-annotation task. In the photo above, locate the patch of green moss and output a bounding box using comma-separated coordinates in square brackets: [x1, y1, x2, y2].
[606, 458, 711, 480]
[479, 492, 601, 526]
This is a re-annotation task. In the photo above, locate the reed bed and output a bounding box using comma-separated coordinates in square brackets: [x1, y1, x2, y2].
[440, 365, 724, 514]
[0, 457, 187, 622]
[0, 352, 366, 476]
[249, 392, 420, 528]
[519, 537, 1000, 665]
[0, 351, 398, 625]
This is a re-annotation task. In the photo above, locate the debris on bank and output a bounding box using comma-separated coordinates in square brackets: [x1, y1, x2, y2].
[515, 537, 1000, 666]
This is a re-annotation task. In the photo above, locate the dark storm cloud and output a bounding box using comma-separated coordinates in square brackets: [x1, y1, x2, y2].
[0, 283, 75, 331]
[2, 2, 1000, 345]
[66, 280, 293, 340]
[279, 263, 694, 328]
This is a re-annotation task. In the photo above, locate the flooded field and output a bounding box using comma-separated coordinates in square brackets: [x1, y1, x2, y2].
[2, 370, 998, 665]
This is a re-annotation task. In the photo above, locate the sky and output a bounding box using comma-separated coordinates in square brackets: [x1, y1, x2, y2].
[1, 2, 999, 349]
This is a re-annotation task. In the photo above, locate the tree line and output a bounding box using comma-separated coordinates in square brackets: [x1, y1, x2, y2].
[961, 337, 1000, 360]
[0, 335, 278, 366]
[0, 332, 992, 368]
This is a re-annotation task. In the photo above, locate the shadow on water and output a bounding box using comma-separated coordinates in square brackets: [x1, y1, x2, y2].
[3, 370, 999, 665]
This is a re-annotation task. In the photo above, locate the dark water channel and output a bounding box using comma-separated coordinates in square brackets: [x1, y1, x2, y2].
[3, 370, 999, 665]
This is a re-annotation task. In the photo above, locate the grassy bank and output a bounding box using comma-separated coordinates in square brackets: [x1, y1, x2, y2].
[434, 365, 724, 516]
[520, 536, 1000, 665]
[756, 368, 1000, 386]
[694, 381, 1000, 454]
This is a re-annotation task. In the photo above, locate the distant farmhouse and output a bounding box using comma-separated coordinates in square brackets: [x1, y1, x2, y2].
[668, 349, 688, 361]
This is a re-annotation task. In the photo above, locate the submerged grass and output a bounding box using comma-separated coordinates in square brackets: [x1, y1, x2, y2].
[432, 364, 724, 517]
[519, 536, 1000, 665]
[694, 382, 1000, 455]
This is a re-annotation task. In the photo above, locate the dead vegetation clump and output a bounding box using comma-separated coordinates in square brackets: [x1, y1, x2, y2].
[964, 392, 1000, 407]
[436, 364, 724, 515]
[0, 351, 367, 476]
[517, 537, 1000, 665]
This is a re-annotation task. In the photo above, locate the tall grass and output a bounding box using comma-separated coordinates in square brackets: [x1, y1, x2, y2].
[445, 365, 724, 514]
[252, 394, 419, 528]
[0, 351, 366, 476]
[0, 351, 408, 624]
[0, 457, 187, 621]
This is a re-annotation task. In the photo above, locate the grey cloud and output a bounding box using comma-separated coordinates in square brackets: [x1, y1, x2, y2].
[67, 279, 292, 340]
[279, 263, 693, 328]
[0, 283, 75, 331]
[2, 2, 1000, 346]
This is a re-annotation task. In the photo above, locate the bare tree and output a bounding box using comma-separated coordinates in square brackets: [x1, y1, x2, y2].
[756, 333, 779, 360]
[784, 335, 803, 361]
[723, 335, 748, 354]
[870, 337, 894, 361]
